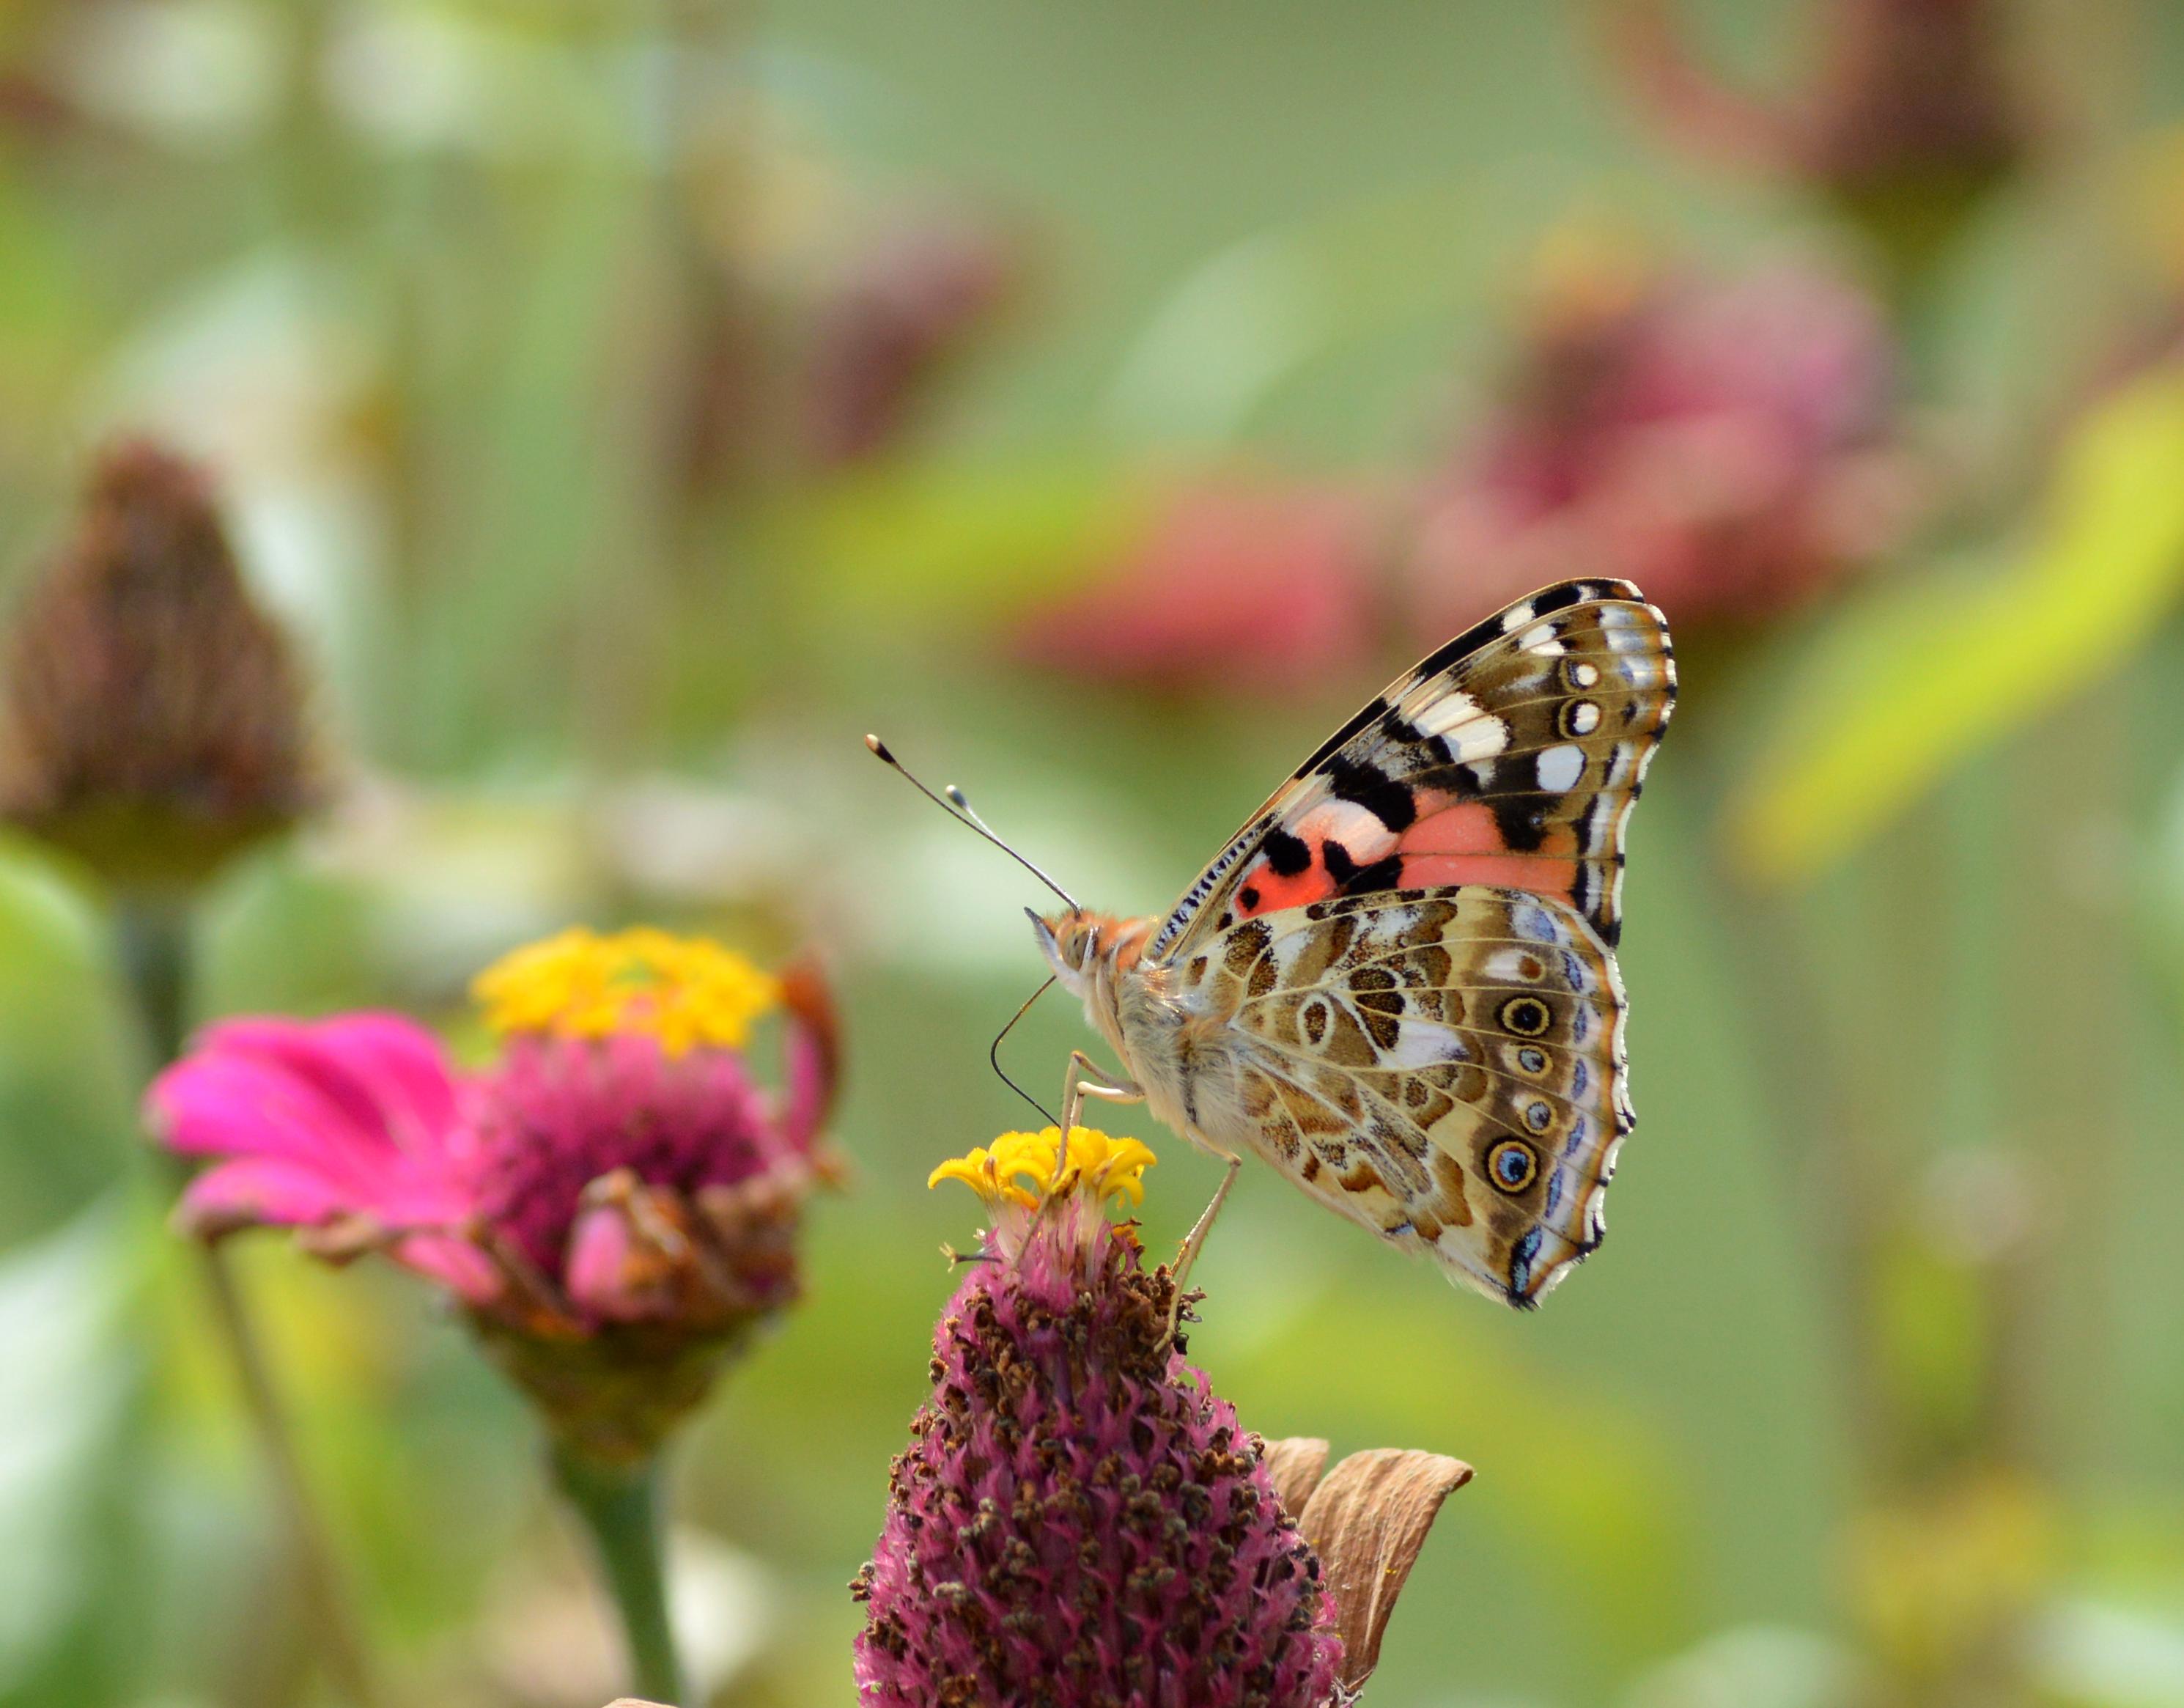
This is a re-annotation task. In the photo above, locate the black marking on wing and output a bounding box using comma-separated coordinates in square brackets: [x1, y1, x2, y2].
[1261, 829, 1312, 877]
[1327, 755, 1417, 833]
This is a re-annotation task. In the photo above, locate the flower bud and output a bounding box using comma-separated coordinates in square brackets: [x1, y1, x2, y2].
[0, 438, 314, 890]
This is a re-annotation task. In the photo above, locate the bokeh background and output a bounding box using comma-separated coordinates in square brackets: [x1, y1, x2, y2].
[4, 1, 2184, 1704]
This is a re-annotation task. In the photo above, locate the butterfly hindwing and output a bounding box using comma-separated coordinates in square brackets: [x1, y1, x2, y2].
[1188, 886, 1628, 1305]
[1150, 578, 1674, 960]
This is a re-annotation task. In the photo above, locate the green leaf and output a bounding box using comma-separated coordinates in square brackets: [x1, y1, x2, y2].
[1727, 367, 2184, 886]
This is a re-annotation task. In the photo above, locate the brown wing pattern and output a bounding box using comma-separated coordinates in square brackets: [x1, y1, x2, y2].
[1188, 886, 1628, 1306]
[1151, 578, 1674, 963]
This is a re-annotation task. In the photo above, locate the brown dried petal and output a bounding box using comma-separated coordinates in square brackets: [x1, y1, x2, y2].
[1296, 1448, 1473, 1692]
[1259, 1435, 1332, 1524]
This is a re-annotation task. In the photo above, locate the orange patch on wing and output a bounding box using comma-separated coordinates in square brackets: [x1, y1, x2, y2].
[1398, 801, 1579, 902]
[1233, 862, 1335, 916]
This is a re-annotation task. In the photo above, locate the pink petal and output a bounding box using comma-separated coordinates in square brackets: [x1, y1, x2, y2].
[778, 959, 840, 1152]
[147, 1014, 473, 1232]
[178, 1156, 360, 1232]
[191, 1014, 462, 1158]
[564, 1204, 657, 1322]
[388, 1234, 503, 1305]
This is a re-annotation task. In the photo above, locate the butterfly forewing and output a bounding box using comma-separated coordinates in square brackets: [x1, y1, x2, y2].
[1150, 578, 1674, 960]
[1176, 887, 1626, 1304]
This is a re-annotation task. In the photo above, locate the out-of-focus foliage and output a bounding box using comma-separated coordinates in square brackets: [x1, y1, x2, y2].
[2, 3, 2184, 1707]
[1727, 361, 2184, 883]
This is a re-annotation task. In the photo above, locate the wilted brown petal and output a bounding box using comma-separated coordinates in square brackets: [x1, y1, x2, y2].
[1296, 1448, 1473, 1693]
[1260, 1435, 1332, 1524]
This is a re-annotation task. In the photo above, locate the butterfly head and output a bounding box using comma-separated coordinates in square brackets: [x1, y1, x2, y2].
[1028, 907, 1099, 994]
[1028, 908, 1152, 995]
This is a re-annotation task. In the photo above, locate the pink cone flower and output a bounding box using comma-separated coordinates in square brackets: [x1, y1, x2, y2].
[149, 928, 841, 1462]
[1411, 259, 1926, 638]
[853, 1128, 1343, 1708]
[1012, 479, 1384, 695]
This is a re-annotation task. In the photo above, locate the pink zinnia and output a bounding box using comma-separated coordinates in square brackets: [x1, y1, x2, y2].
[1012, 479, 1384, 695]
[149, 927, 840, 1462]
[1412, 259, 1926, 637]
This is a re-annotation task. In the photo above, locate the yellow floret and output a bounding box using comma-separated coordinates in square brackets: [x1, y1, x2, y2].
[473, 927, 780, 1056]
[929, 1126, 1157, 1212]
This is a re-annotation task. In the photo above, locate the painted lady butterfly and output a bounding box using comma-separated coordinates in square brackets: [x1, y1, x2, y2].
[1030, 578, 1675, 1306]
[874, 577, 1674, 1306]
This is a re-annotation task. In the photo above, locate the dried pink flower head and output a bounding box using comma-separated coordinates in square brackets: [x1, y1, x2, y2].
[1412, 257, 1925, 638]
[1011, 479, 1384, 696]
[1608, 0, 2029, 276]
[852, 1129, 1344, 1708]
[801, 210, 1021, 468]
[0, 438, 315, 888]
[147, 929, 841, 1464]
[1800, 0, 2027, 210]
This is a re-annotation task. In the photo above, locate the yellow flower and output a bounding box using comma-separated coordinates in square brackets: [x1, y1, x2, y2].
[929, 1126, 1157, 1212]
[472, 927, 780, 1056]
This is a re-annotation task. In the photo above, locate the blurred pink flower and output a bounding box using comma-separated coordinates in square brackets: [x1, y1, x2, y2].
[1013, 479, 1384, 693]
[1607, 0, 2029, 221]
[149, 930, 841, 1461]
[1411, 262, 1925, 636]
[800, 211, 1022, 468]
[1798, 0, 2027, 207]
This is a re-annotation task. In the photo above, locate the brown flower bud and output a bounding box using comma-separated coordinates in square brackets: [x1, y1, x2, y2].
[0, 438, 315, 889]
[1606, 0, 2032, 286]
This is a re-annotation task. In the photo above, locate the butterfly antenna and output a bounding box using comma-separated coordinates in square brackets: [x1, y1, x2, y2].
[943, 782, 1001, 839]
[866, 734, 1080, 910]
[989, 976, 1059, 1125]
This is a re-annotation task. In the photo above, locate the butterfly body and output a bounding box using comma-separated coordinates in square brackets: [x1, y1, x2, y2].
[1034, 579, 1674, 1307]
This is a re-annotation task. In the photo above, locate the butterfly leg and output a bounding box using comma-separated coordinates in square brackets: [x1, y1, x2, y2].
[1163, 1149, 1243, 1347]
[1058, 1049, 1144, 1137]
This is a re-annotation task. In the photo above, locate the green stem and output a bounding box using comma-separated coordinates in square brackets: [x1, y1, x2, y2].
[119, 899, 382, 1708]
[552, 1445, 687, 1704]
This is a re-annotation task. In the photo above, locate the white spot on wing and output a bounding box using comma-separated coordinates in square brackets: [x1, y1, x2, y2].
[1486, 948, 1542, 981]
[1519, 624, 1565, 655]
[1413, 691, 1479, 735]
[1294, 801, 1398, 868]
[1568, 701, 1601, 735]
[1536, 744, 1586, 792]
[1376, 1017, 1470, 1070]
[1411, 690, 1510, 759]
[1513, 902, 1561, 943]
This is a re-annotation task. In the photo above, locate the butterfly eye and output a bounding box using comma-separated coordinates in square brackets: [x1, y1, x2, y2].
[1488, 1141, 1538, 1193]
[1500, 995, 1553, 1037]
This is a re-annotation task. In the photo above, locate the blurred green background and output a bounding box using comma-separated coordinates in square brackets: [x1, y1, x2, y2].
[5, 1, 2184, 1704]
